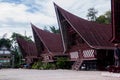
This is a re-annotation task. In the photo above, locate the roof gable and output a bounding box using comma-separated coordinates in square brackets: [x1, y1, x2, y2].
[32, 25, 47, 55]
[31, 24, 64, 53]
[17, 37, 38, 58]
[54, 3, 114, 49]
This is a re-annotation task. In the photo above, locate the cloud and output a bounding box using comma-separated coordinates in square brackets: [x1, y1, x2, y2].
[53, 0, 111, 19]
[0, 3, 28, 22]
[0, 0, 111, 38]
[0, 2, 56, 27]
[0, 0, 22, 4]
[0, 27, 32, 39]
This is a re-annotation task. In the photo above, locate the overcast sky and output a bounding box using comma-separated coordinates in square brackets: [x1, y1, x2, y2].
[0, 0, 111, 39]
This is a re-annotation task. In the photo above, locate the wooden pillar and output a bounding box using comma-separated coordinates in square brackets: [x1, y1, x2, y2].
[111, 0, 120, 43]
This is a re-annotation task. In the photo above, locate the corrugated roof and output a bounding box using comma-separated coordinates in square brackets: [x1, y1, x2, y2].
[31, 24, 64, 53]
[54, 3, 114, 49]
[17, 37, 38, 58]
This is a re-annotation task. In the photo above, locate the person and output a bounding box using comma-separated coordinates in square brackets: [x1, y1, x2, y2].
[114, 44, 120, 67]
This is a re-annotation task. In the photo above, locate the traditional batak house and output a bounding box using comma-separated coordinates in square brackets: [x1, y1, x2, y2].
[54, 3, 115, 70]
[17, 37, 38, 65]
[31, 24, 68, 62]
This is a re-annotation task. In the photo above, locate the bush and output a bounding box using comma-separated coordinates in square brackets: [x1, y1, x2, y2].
[31, 61, 42, 69]
[31, 57, 71, 70]
[56, 57, 71, 69]
[31, 61, 56, 70]
[41, 63, 56, 70]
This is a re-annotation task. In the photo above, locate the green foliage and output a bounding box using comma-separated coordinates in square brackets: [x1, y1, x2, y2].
[11, 32, 32, 43]
[32, 61, 43, 69]
[56, 57, 70, 69]
[11, 48, 21, 68]
[31, 61, 56, 70]
[87, 7, 111, 24]
[41, 63, 56, 69]
[96, 15, 108, 24]
[50, 26, 60, 34]
[105, 11, 111, 23]
[96, 10, 111, 24]
[31, 57, 71, 70]
[0, 38, 11, 49]
[43, 26, 60, 34]
[10, 32, 33, 68]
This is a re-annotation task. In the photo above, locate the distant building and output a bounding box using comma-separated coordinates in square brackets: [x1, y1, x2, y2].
[0, 46, 12, 67]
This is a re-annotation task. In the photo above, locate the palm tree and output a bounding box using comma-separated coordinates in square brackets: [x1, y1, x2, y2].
[50, 26, 60, 34]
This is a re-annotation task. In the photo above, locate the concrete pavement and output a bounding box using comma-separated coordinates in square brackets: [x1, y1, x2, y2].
[0, 69, 119, 80]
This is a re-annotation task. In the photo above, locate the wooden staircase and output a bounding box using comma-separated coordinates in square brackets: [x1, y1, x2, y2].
[72, 58, 83, 70]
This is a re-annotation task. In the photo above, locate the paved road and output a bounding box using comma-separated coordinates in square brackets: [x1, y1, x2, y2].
[0, 69, 119, 80]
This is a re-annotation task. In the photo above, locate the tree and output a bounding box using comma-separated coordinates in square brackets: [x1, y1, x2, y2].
[10, 32, 32, 68]
[43, 26, 60, 34]
[96, 10, 111, 24]
[50, 26, 60, 34]
[0, 38, 11, 49]
[11, 32, 32, 43]
[104, 11, 111, 23]
[96, 15, 107, 24]
[87, 8, 98, 21]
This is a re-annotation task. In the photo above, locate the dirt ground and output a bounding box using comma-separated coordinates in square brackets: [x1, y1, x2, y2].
[0, 69, 119, 80]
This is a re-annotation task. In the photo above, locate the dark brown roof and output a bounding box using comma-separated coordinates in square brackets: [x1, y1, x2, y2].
[17, 37, 38, 58]
[54, 3, 114, 49]
[31, 24, 64, 53]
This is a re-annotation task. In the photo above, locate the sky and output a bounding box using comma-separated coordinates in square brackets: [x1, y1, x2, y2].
[0, 0, 111, 39]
